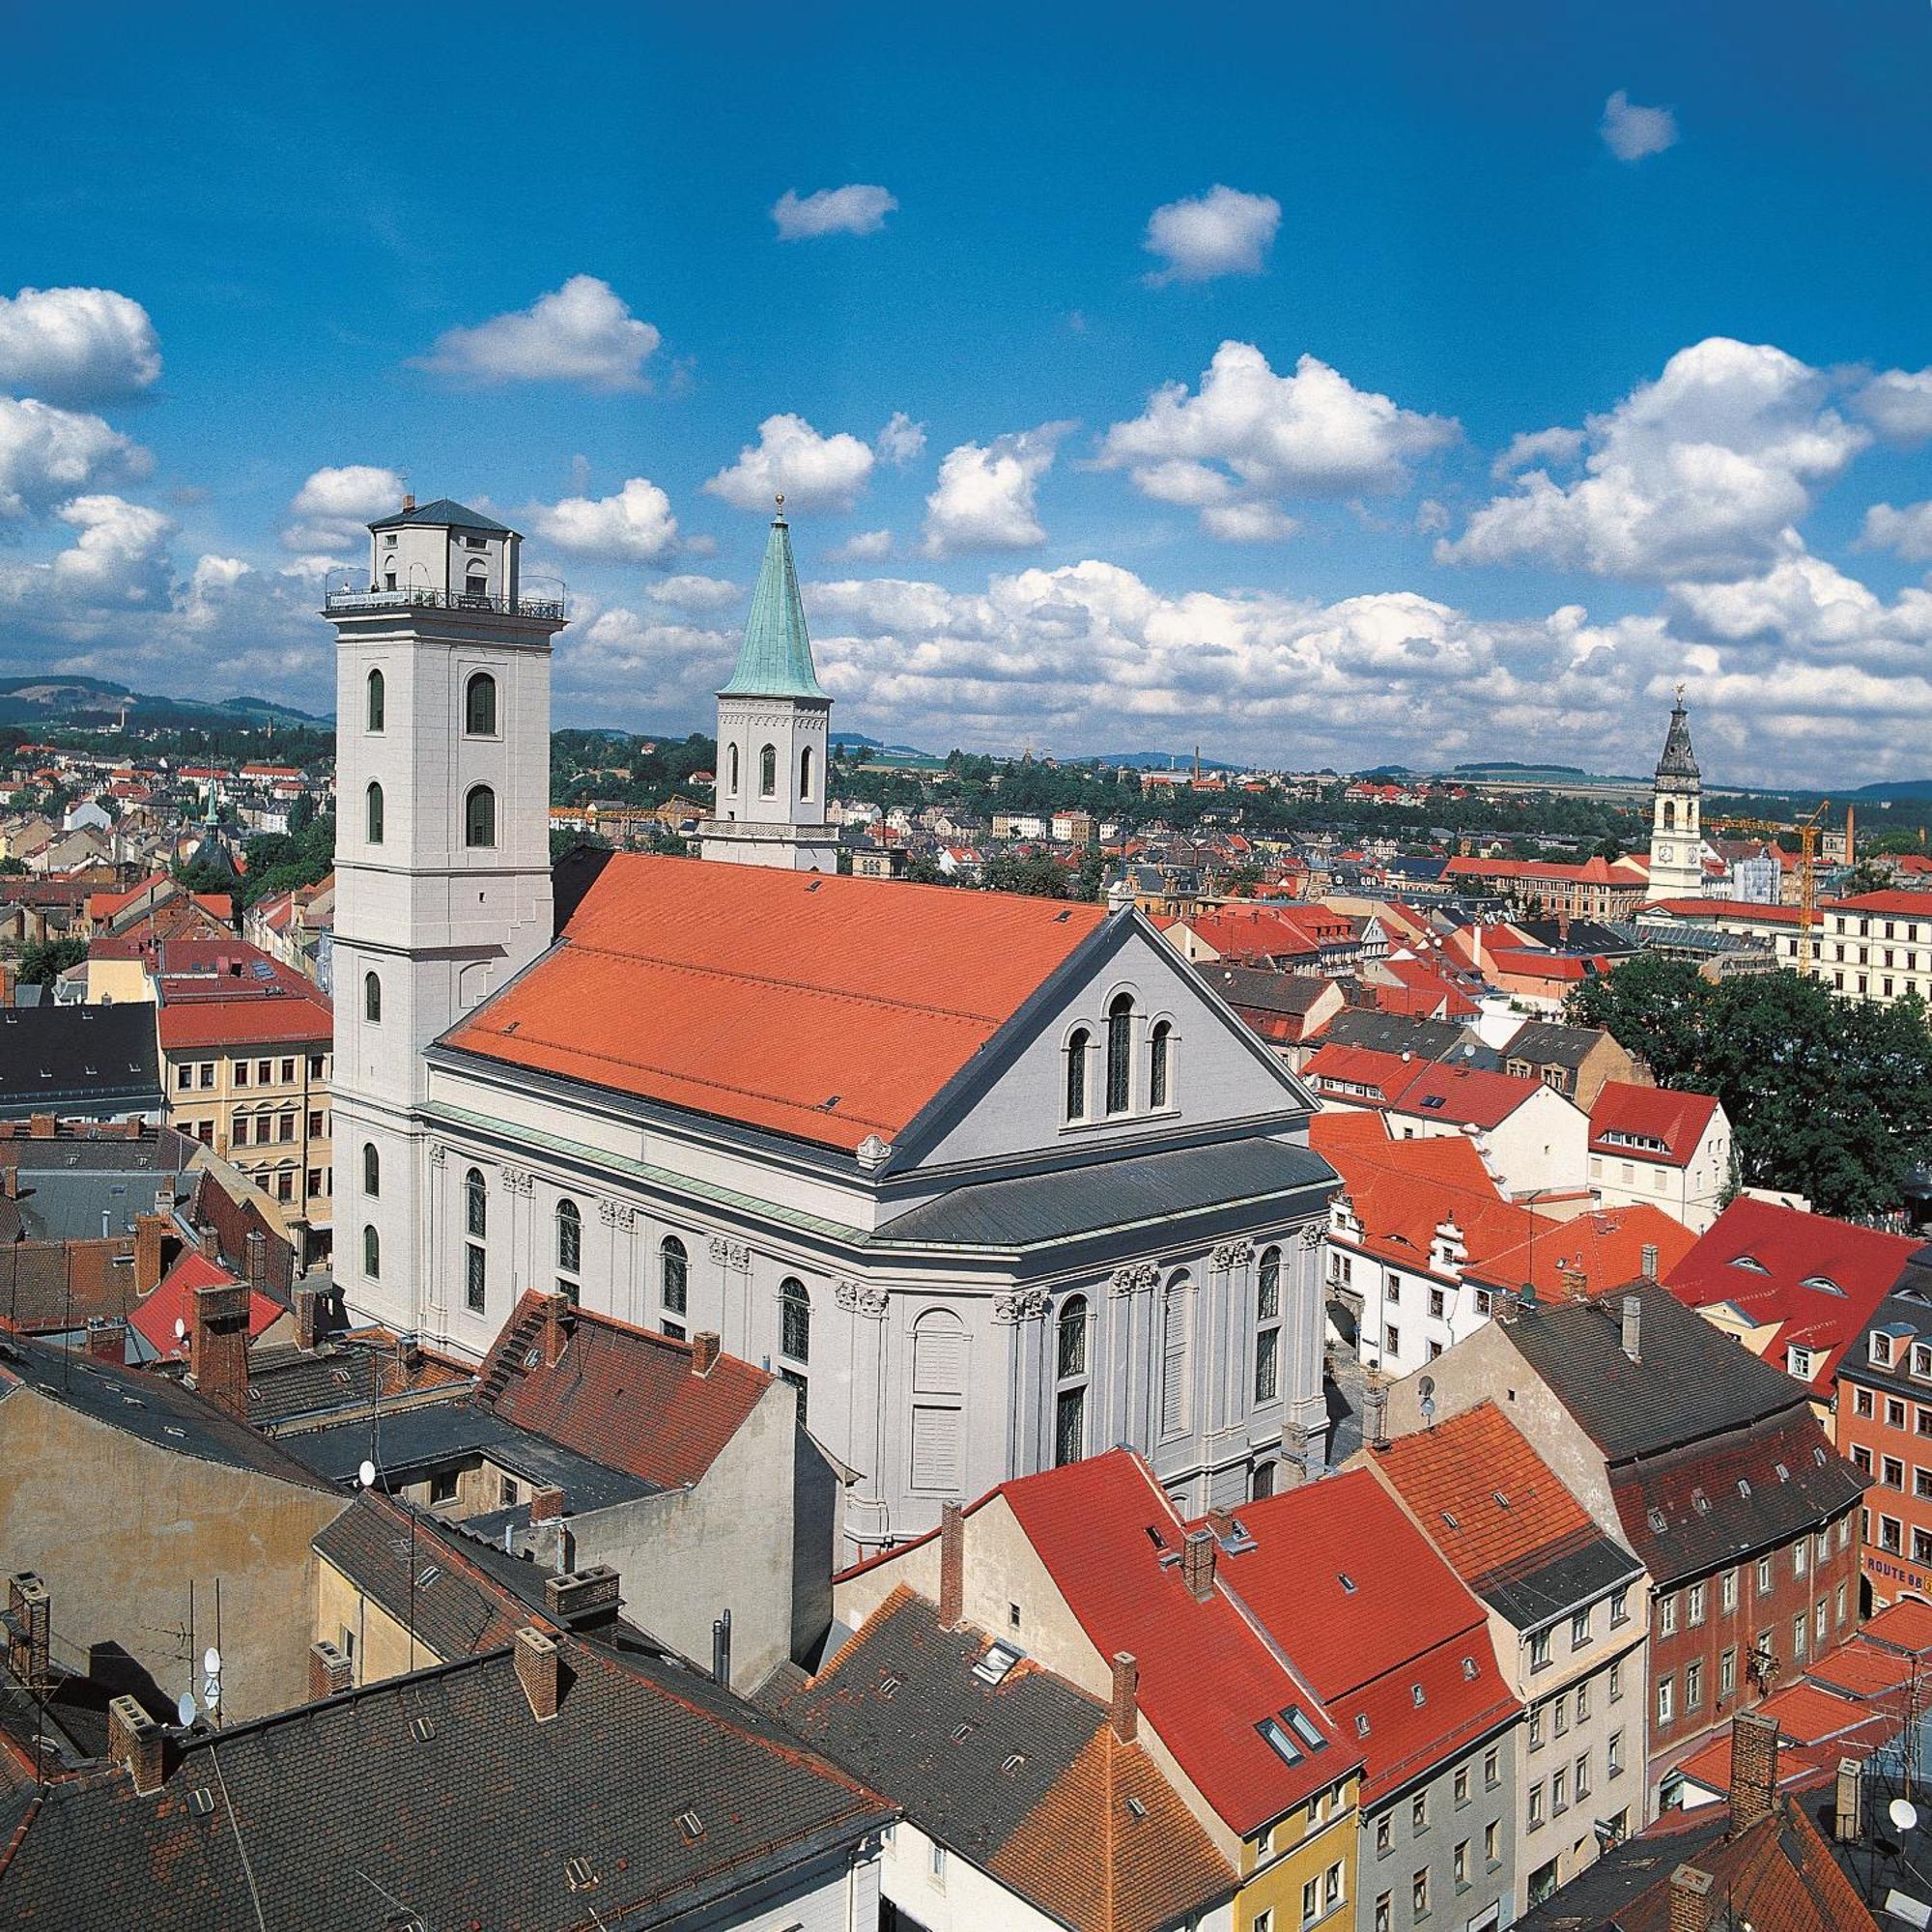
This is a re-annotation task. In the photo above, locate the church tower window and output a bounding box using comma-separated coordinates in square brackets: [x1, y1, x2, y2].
[365, 781, 384, 845]
[362, 1142, 380, 1196]
[726, 744, 739, 796]
[366, 668, 384, 732]
[362, 1224, 380, 1279]
[465, 672, 497, 736]
[799, 744, 814, 800]
[1065, 1028, 1090, 1122]
[759, 744, 778, 797]
[1105, 993, 1134, 1115]
[660, 1236, 688, 1339]
[464, 784, 496, 849]
[363, 972, 383, 1023]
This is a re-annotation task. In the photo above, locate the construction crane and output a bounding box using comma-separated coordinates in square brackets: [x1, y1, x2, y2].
[1796, 798, 1832, 978]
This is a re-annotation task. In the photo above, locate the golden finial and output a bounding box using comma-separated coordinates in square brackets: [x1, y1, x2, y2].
[775, 492, 785, 512]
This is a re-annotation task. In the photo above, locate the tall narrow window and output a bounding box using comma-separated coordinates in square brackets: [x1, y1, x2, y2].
[362, 1141, 380, 1197]
[1255, 1245, 1282, 1404]
[366, 781, 384, 844]
[660, 1236, 689, 1337]
[366, 668, 385, 732]
[781, 1277, 810, 1363]
[362, 1224, 380, 1279]
[1105, 993, 1134, 1115]
[1662, 799, 1676, 830]
[464, 568, 489, 608]
[799, 744, 814, 800]
[726, 744, 740, 795]
[911, 1309, 966, 1492]
[759, 744, 777, 797]
[1056, 1294, 1089, 1467]
[555, 1198, 582, 1294]
[1160, 1273, 1192, 1437]
[465, 672, 497, 735]
[363, 972, 383, 1023]
[1065, 1029, 1090, 1122]
[1149, 1019, 1172, 1109]
[464, 1167, 487, 1315]
[465, 784, 496, 849]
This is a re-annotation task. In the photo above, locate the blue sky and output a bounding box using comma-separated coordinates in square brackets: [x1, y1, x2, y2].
[3, 0, 1930, 783]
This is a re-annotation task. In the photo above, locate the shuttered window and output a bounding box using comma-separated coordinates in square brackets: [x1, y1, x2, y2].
[913, 1310, 966, 1394]
[1161, 1277, 1191, 1436]
[911, 1405, 961, 1492]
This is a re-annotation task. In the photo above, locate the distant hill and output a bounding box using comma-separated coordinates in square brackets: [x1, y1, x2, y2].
[1850, 779, 1932, 802]
[0, 676, 327, 731]
[1089, 749, 1241, 772]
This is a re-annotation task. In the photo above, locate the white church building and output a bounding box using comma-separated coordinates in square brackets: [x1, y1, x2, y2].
[326, 496, 1337, 1558]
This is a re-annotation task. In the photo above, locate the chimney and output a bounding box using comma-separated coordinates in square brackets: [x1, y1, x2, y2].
[197, 1225, 218, 1263]
[294, 1286, 327, 1351]
[528, 1484, 566, 1524]
[711, 1607, 733, 1686]
[1364, 1381, 1389, 1453]
[243, 1230, 266, 1287]
[1834, 1755, 1862, 1844]
[29, 1113, 54, 1141]
[7, 1572, 50, 1683]
[1641, 1242, 1660, 1283]
[1109, 1651, 1139, 1745]
[0, 1166, 15, 1201]
[308, 1639, 354, 1700]
[692, 1330, 721, 1377]
[400, 492, 415, 513]
[1558, 1263, 1588, 1302]
[539, 1289, 573, 1368]
[938, 1500, 965, 1630]
[133, 1211, 167, 1293]
[545, 1565, 621, 1629]
[156, 1185, 176, 1217]
[1728, 1710, 1780, 1833]
[1667, 1865, 1714, 1932]
[189, 1281, 253, 1415]
[85, 1317, 126, 1364]
[1621, 1292, 1642, 1364]
[1181, 1528, 1217, 1603]
[514, 1626, 563, 1722]
[107, 1694, 164, 1795]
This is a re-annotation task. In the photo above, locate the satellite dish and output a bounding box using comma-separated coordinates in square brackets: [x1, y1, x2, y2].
[175, 1692, 196, 1727]
[1891, 1797, 1920, 1833]
[1418, 1376, 1436, 1402]
[203, 1646, 220, 1676]
[173, 1318, 187, 1341]
[358, 1460, 378, 1490]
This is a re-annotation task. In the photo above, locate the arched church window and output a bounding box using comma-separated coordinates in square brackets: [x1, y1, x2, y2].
[366, 668, 385, 733]
[363, 972, 382, 1023]
[362, 1224, 380, 1280]
[1255, 1247, 1282, 1405]
[799, 744, 814, 800]
[366, 781, 384, 845]
[555, 1198, 582, 1299]
[464, 785, 496, 849]
[1065, 1028, 1090, 1122]
[759, 744, 778, 797]
[659, 1235, 688, 1338]
[726, 744, 739, 795]
[1105, 993, 1134, 1115]
[1150, 1019, 1172, 1109]
[781, 1277, 810, 1363]
[1055, 1294, 1089, 1466]
[911, 1308, 966, 1492]
[362, 1141, 380, 1197]
[1662, 799, 1676, 830]
[1160, 1272, 1192, 1437]
[466, 1167, 487, 1240]
[465, 672, 497, 736]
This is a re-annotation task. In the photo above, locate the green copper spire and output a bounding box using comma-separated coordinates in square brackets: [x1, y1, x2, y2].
[721, 501, 826, 700]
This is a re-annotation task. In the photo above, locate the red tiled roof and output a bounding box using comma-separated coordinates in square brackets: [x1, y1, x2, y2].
[1826, 891, 1932, 917]
[1666, 1197, 1918, 1389]
[127, 1250, 282, 1361]
[1639, 896, 1804, 923]
[475, 1290, 770, 1489]
[1588, 1080, 1720, 1165]
[999, 1448, 1359, 1835]
[156, 980, 331, 1051]
[443, 856, 1106, 1152]
[1305, 1041, 1551, 1130]
[1220, 1468, 1520, 1804]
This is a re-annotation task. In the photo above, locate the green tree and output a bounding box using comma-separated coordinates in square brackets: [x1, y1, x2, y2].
[1565, 954, 1710, 1086]
[17, 936, 86, 985]
[981, 852, 1071, 898]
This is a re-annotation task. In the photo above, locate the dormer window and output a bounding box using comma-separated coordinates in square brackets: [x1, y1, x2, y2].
[1787, 1347, 1815, 1379]
[1873, 1334, 1896, 1367]
[1913, 1344, 1932, 1382]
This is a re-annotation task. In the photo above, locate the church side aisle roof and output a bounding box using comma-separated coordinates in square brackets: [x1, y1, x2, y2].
[440, 857, 1106, 1152]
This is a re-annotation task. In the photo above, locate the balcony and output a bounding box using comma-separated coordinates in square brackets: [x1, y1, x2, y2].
[323, 582, 567, 623]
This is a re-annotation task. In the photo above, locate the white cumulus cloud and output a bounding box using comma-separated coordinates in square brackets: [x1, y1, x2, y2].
[875, 412, 926, 466]
[772, 185, 898, 240]
[704, 413, 875, 513]
[922, 423, 1071, 556]
[1096, 342, 1456, 537]
[528, 477, 682, 563]
[415, 275, 661, 390]
[0, 397, 151, 519]
[49, 495, 175, 607]
[0, 286, 161, 404]
[1600, 90, 1678, 162]
[1439, 337, 1867, 581]
[1492, 425, 1587, 479]
[1857, 367, 1932, 446]
[646, 573, 742, 612]
[1858, 500, 1932, 563]
[1142, 185, 1281, 284]
[828, 528, 894, 563]
[282, 464, 407, 555]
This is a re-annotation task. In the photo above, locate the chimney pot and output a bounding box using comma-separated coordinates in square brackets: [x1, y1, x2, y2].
[189, 1281, 253, 1415]
[294, 1286, 327, 1351]
[1621, 1292, 1642, 1363]
[1109, 1651, 1139, 1744]
[1181, 1527, 1217, 1603]
[401, 493, 415, 513]
[528, 1484, 566, 1524]
[1641, 1242, 1660, 1283]
[539, 1289, 573, 1368]
[85, 1317, 126, 1364]
[107, 1694, 165, 1795]
[692, 1330, 721, 1377]
[1834, 1754, 1862, 1844]
[29, 1113, 55, 1141]
[133, 1210, 168, 1293]
[938, 1500, 965, 1630]
[514, 1625, 563, 1722]
[544, 1565, 620, 1628]
[308, 1639, 354, 1700]
[197, 1225, 218, 1262]
[1728, 1710, 1780, 1833]
[7, 1572, 50, 1684]
[1667, 1865, 1714, 1932]
[244, 1229, 266, 1286]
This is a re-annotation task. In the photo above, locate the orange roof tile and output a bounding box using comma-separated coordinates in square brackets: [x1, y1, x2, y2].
[1589, 1080, 1720, 1164]
[443, 855, 1106, 1151]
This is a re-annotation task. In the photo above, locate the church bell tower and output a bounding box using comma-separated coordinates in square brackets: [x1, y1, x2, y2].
[326, 497, 564, 1331]
[699, 500, 837, 873]
[1647, 688, 1703, 901]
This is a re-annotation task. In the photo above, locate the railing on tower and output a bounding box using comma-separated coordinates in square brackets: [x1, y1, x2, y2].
[322, 570, 567, 623]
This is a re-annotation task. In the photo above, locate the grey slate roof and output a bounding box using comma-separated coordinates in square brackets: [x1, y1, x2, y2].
[1194, 961, 1332, 1016]
[366, 496, 513, 533]
[1474, 1530, 1645, 1633]
[0, 1633, 894, 1930]
[1500, 1020, 1613, 1072]
[879, 1136, 1335, 1249]
[1318, 1009, 1494, 1065]
[0, 1005, 162, 1122]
